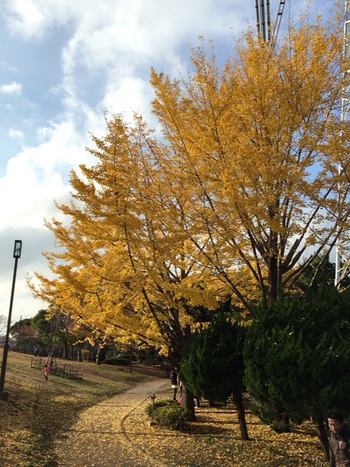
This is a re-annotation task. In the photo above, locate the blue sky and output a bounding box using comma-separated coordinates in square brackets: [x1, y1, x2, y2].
[0, 0, 334, 324]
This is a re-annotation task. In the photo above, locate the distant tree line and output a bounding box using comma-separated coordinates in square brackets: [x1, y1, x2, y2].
[5, 308, 164, 367]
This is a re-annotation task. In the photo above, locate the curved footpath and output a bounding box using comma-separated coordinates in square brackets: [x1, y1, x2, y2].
[55, 378, 169, 467]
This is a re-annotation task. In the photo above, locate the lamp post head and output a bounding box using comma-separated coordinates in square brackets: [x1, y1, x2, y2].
[13, 240, 22, 258]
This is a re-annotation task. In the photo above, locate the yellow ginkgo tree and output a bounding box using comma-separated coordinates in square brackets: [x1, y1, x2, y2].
[150, 7, 350, 310]
[29, 4, 350, 356]
[29, 115, 219, 375]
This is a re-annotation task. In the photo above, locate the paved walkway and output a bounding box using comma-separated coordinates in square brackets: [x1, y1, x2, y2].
[55, 379, 169, 467]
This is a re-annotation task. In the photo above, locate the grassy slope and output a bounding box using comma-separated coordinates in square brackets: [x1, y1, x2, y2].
[0, 351, 155, 467]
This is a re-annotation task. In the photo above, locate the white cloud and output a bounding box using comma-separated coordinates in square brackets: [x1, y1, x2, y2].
[101, 76, 155, 124]
[55, 1, 252, 132]
[3, 0, 251, 42]
[2, 0, 77, 39]
[0, 103, 13, 110]
[0, 121, 90, 231]
[0, 81, 22, 94]
[0, 60, 18, 72]
[8, 128, 24, 139]
[0, 118, 91, 322]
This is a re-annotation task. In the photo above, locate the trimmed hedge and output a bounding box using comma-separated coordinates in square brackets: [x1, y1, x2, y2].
[102, 357, 130, 366]
[146, 399, 189, 430]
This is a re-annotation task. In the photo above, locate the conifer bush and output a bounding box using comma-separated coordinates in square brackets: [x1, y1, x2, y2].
[146, 399, 189, 430]
[145, 398, 178, 416]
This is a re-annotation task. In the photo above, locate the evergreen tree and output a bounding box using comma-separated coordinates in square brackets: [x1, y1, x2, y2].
[31, 308, 82, 359]
[9, 318, 37, 353]
[244, 287, 350, 457]
[180, 317, 249, 439]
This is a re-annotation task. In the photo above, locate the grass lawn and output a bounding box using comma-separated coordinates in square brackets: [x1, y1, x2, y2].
[0, 350, 155, 467]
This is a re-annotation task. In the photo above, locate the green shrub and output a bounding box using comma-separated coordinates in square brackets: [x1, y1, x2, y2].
[272, 420, 291, 433]
[153, 404, 189, 430]
[145, 398, 178, 416]
[146, 399, 189, 430]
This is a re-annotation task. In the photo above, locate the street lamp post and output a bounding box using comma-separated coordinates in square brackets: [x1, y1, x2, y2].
[0, 240, 23, 401]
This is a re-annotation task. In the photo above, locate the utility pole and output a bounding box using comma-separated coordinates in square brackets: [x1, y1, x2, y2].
[255, 0, 286, 43]
[335, 1, 350, 288]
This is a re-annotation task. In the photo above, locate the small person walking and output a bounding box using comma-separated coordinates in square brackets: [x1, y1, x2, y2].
[42, 364, 50, 381]
[170, 371, 178, 400]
